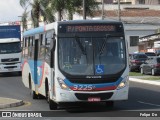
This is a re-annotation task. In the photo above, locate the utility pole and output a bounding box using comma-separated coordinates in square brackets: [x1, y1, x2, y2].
[102, 0, 104, 20]
[118, 0, 121, 21]
[83, 0, 86, 20]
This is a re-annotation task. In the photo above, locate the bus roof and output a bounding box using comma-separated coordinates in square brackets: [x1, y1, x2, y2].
[58, 20, 122, 24]
[0, 38, 20, 43]
[23, 20, 123, 37]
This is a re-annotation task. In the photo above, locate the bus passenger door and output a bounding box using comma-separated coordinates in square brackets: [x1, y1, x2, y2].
[33, 34, 39, 93]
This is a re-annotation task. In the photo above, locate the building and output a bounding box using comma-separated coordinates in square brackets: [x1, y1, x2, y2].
[113, 0, 160, 5]
[94, 1, 160, 53]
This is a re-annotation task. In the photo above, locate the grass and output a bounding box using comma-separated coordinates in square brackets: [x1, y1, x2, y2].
[129, 72, 144, 76]
[141, 77, 160, 80]
[129, 72, 160, 80]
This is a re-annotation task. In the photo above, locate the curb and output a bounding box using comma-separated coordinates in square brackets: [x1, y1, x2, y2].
[129, 77, 160, 86]
[0, 97, 24, 109]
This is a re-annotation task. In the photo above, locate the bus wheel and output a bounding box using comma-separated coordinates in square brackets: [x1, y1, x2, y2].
[105, 101, 114, 108]
[49, 99, 58, 110]
[152, 69, 156, 76]
[18, 71, 22, 76]
[30, 84, 39, 99]
[31, 91, 39, 99]
[48, 92, 58, 110]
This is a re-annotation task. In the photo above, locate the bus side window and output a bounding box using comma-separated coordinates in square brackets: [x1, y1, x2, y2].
[45, 31, 52, 57]
[25, 37, 28, 58]
[32, 36, 35, 59]
[29, 37, 33, 58]
[38, 34, 45, 60]
[45, 30, 54, 67]
[28, 37, 31, 59]
[22, 38, 26, 57]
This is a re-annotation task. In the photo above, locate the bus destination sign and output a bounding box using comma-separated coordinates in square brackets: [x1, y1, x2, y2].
[65, 25, 116, 33]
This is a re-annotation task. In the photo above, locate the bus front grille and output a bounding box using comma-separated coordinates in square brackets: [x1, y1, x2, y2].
[75, 92, 113, 101]
[1, 58, 19, 62]
[67, 77, 119, 84]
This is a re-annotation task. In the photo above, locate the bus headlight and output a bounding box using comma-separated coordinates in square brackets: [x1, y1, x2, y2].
[57, 77, 70, 90]
[117, 76, 129, 90]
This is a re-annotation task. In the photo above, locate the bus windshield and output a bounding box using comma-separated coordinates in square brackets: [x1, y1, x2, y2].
[0, 42, 21, 54]
[58, 36, 126, 76]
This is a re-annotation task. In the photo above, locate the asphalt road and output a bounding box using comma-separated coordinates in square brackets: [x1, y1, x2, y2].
[0, 73, 160, 118]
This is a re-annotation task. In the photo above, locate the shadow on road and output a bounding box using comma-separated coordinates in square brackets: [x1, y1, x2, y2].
[0, 72, 21, 77]
[64, 86, 160, 114]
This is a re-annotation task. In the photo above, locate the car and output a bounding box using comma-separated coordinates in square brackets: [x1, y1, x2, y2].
[140, 57, 160, 75]
[144, 52, 156, 57]
[129, 53, 148, 72]
[155, 49, 160, 56]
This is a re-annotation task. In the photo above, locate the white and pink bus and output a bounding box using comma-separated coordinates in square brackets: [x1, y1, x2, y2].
[22, 20, 129, 110]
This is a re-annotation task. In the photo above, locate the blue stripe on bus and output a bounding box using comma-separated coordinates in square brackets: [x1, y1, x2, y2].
[64, 77, 123, 89]
[23, 26, 45, 37]
[22, 59, 44, 85]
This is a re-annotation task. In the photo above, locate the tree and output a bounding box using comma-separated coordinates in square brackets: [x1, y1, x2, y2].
[66, 0, 81, 20]
[21, 8, 29, 31]
[49, 0, 99, 21]
[76, 0, 99, 18]
[19, 0, 99, 26]
[19, 0, 55, 27]
[49, 0, 65, 21]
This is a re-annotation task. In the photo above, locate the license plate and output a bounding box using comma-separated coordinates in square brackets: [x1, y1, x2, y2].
[88, 97, 100, 102]
[8, 68, 13, 71]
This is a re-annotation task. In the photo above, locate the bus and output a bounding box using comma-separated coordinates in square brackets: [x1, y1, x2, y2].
[22, 20, 129, 110]
[0, 25, 21, 74]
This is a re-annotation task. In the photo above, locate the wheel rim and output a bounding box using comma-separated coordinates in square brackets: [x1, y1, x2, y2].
[152, 69, 155, 75]
[141, 68, 143, 74]
[129, 66, 131, 71]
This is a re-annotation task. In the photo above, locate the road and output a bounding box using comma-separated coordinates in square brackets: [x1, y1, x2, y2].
[0, 73, 160, 118]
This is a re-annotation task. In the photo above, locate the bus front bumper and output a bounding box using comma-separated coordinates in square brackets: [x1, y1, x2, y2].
[0, 62, 21, 73]
[53, 86, 129, 103]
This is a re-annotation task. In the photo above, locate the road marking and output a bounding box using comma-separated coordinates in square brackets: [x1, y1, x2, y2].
[138, 101, 160, 107]
[19, 101, 32, 107]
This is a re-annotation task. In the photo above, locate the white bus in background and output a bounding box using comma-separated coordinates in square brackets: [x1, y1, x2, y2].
[0, 25, 21, 74]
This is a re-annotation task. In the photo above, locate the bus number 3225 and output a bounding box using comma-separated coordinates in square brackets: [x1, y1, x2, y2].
[73, 85, 95, 91]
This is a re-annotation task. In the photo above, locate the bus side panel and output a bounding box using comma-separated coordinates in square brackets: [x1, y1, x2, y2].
[22, 59, 32, 88]
[37, 62, 51, 97]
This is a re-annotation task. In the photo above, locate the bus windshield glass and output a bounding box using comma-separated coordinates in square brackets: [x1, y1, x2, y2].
[0, 42, 21, 54]
[58, 36, 126, 75]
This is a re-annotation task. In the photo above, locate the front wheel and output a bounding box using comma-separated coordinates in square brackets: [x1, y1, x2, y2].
[129, 66, 133, 72]
[30, 88, 39, 99]
[140, 67, 144, 74]
[49, 99, 58, 110]
[151, 69, 156, 76]
[48, 91, 58, 110]
[30, 83, 39, 99]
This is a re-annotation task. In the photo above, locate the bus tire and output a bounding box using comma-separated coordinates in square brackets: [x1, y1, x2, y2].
[18, 71, 22, 76]
[152, 69, 156, 76]
[29, 79, 39, 99]
[31, 90, 39, 99]
[49, 99, 58, 110]
[45, 80, 49, 102]
[48, 89, 58, 110]
[105, 101, 114, 108]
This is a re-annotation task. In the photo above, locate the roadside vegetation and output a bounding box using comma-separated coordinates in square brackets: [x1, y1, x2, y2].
[129, 72, 160, 80]
[129, 72, 144, 76]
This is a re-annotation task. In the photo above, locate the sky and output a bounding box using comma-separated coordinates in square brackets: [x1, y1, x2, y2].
[0, 0, 24, 22]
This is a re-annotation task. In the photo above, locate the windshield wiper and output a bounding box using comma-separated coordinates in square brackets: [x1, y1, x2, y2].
[98, 34, 111, 64]
[99, 34, 110, 56]
[75, 36, 87, 55]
